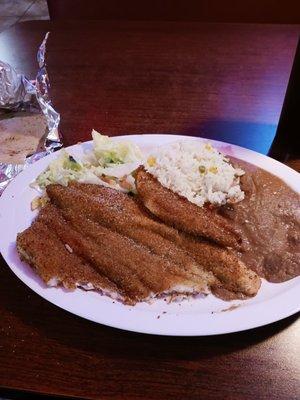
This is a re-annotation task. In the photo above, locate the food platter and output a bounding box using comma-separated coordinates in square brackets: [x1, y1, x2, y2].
[0, 134, 299, 336]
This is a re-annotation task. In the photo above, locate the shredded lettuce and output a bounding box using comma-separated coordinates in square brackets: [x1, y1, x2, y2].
[91, 130, 142, 167]
[32, 150, 85, 189]
[31, 131, 142, 193]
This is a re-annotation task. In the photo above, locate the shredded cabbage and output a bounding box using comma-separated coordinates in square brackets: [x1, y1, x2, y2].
[33, 150, 89, 189]
[31, 131, 142, 193]
[91, 130, 142, 167]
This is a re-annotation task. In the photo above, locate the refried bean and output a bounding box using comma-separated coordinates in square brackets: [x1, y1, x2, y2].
[219, 159, 300, 282]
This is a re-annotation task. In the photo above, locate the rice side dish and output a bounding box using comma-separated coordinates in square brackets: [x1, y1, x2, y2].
[145, 141, 245, 207]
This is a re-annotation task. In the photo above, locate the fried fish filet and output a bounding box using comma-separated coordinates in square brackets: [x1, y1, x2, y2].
[135, 167, 243, 250]
[37, 204, 212, 303]
[176, 235, 260, 298]
[48, 182, 215, 283]
[46, 183, 261, 298]
[16, 219, 122, 299]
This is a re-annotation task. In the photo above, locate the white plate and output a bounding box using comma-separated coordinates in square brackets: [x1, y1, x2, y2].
[0, 134, 299, 336]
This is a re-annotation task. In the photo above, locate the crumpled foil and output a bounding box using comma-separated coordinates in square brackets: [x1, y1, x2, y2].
[0, 32, 62, 194]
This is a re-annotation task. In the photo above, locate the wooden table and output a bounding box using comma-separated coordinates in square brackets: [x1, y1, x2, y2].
[0, 21, 299, 400]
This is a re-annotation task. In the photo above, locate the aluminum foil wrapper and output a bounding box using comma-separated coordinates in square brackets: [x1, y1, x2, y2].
[0, 32, 61, 194]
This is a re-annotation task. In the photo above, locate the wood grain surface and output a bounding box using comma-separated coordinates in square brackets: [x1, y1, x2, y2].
[0, 21, 299, 400]
[0, 21, 299, 154]
[46, 0, 300, 24]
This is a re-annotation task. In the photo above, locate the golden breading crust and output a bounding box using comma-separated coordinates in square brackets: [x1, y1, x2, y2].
[46, 183, 261, 299]
[135, 167, 243, 250]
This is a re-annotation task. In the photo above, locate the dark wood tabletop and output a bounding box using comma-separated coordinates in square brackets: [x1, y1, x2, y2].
[0, 21, 299, 400]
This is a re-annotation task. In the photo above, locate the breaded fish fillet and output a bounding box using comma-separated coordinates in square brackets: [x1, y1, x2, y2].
[176, 235, 260, 298]
[46, 183, 261, 298]
[135, 167, 243, 250]
[37, 204, 212, 302]
[48, 183, 214, 282]
[16, 219, 121, 298]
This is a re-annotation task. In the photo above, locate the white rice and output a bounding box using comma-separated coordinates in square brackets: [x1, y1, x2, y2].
[145, 140, 245, 207]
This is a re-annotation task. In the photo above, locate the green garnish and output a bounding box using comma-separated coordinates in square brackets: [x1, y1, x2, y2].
[63, 155, 82, 171]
